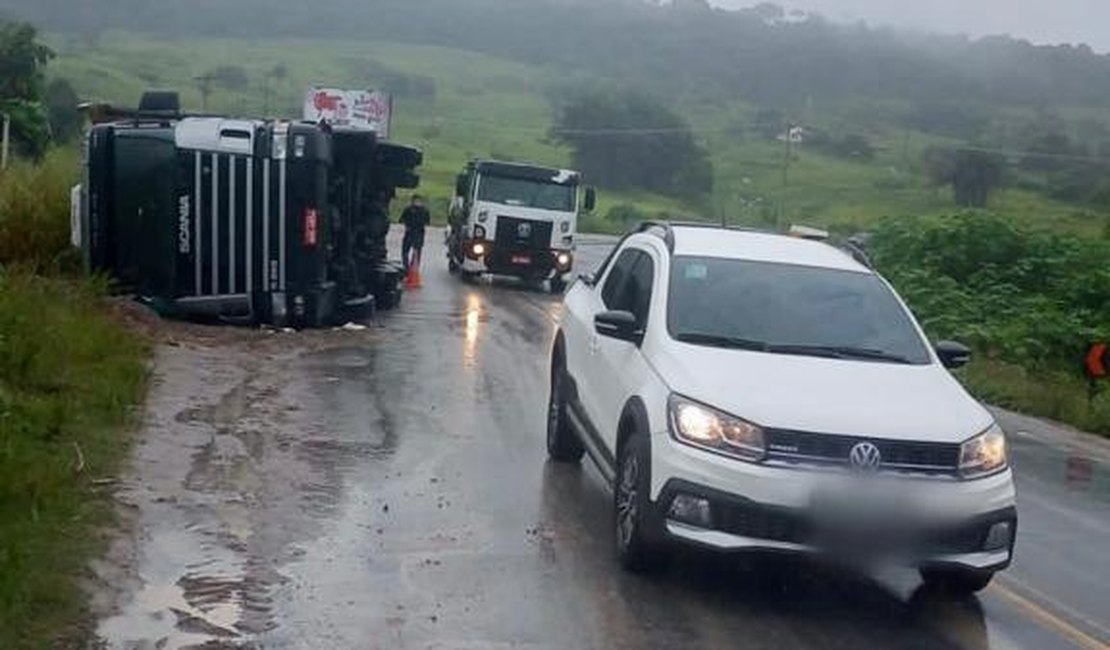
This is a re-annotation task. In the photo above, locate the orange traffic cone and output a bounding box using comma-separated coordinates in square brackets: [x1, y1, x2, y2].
[405, 250, 423, 289]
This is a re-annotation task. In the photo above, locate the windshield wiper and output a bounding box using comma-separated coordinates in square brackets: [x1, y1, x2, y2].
[674, 333, 770, 351]
[768, 344, 913, 364]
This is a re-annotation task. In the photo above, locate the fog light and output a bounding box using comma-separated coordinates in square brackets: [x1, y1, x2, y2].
[668, 494, 712, 528]
[983, 522, 1013, 551]
[472, 242, 487, 257]
[556, 252, 572, 268]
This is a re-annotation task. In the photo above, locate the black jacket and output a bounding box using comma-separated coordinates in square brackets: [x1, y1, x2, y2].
[400, 205, 431, 236]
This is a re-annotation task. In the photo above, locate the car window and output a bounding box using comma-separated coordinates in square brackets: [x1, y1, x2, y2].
[667, 256, 932, 364]
[602, 249, 654, 326]
[626, 253, 655, 325]
[601, 249, 638, 309]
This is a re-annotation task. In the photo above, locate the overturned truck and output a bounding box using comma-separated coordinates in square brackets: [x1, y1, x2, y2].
[73, 93, 422, 328]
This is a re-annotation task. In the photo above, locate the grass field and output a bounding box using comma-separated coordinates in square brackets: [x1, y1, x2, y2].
[46, 32, 1110, 235]
[0, 152, 150, 649]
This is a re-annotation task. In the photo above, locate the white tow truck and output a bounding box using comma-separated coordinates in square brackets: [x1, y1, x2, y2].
[447, 160, 596, 293]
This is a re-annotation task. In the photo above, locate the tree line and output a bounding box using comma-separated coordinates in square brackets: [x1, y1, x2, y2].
[7, 0, 1110, 113]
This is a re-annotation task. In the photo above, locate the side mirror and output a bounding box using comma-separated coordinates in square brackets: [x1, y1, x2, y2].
[583, 186, 597, 213]
[595, 310, 642, 344]
[455, 173, 469, 197]
[577, 272, 597, 287]
[936, 341, 972, 370]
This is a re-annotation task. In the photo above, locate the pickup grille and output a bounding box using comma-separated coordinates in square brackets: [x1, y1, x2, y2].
[764, 429, 961, 475]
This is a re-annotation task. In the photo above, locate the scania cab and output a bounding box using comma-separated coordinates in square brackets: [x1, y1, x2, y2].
[447, 160, 595, 293]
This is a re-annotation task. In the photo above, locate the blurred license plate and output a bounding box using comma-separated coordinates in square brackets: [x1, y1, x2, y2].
[811, 482, 911, 530]
[511, 255, 532, 265]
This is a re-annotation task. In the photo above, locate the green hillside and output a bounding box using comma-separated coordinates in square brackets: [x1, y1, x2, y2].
[46, 32, 1108, 235]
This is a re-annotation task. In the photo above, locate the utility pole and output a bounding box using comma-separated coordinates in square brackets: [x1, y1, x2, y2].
[1, 112, 10, 171]
[780, 120, 794, 225]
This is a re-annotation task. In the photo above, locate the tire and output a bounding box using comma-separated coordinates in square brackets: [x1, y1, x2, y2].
[550, 277, 567, 295]
[615, 432, 669, 573]
[920, 568, 995, 595]
[547, 359, 585, 463]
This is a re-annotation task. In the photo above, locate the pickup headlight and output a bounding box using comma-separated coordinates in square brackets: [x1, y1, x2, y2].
[668, 395, 765, 462]
[959, 424, 1008, 479]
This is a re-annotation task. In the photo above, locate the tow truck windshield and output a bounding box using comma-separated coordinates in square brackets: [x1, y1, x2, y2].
[477, 175, 576, 212]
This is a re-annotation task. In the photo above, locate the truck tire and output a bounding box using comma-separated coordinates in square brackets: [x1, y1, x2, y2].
[615, 432, 669, 573]
[550, 277, 567, 295]
[547, 358, 585, 463]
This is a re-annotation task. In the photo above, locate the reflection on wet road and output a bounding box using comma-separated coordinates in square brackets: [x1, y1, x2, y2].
[96, 234, 1109, 649]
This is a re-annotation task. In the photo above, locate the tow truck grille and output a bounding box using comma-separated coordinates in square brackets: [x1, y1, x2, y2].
[764, 429, 961, 475]
[495, 216, 552, 251]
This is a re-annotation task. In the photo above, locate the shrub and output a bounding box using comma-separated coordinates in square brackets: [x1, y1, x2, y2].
[0, 148, 80, 273]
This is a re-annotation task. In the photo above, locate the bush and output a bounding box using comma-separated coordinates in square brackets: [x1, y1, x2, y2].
[0, 148, 80, 273]
[605, 203, 651, 226]
[870, 212, 1110, 373]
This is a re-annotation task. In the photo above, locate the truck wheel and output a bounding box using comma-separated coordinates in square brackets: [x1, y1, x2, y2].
[448, 256, 460, 274]
[547, 360, 585, 463]
[920, 568, 995, 595]
[615, 432, 669, 573]
[550, 277, 567, 295]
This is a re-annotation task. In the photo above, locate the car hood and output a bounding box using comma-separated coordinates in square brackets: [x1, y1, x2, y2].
[649, 343, 993, 443]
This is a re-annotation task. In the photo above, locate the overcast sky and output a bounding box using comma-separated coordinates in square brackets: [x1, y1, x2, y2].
[712, 0, 1110, 51]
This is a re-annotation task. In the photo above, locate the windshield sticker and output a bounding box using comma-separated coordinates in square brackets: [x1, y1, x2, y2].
[685, 264, 709, 280]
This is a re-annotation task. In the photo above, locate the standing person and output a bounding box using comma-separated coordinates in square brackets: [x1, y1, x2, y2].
[400, 194, 431, 271]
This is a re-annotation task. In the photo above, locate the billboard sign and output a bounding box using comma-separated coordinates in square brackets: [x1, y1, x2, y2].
[303, 88, 392, 138]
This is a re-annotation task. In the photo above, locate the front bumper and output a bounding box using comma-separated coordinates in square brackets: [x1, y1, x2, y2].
[461, 241, 573, 279]
[657, 479, 1016, 571]
[651, 435, 1017, 571]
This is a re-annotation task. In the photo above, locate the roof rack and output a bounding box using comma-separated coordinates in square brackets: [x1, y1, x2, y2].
[631, 220, 774, 253]
[630, 219, 875, 269]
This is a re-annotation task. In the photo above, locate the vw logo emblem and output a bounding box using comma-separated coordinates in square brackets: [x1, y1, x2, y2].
[848, 442, 882, 471]
[518, 222, 533, 238]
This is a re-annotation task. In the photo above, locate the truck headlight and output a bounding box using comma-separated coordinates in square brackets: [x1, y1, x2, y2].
[668, 395, 765, 462]
[555, 252, 572, 269]
[473, 225, 487, 240]
[560, 221, 571, 233]
[959, 424, 1008, 479]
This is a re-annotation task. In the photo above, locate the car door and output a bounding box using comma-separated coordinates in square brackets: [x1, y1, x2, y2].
[564, 245, 636, 432]
[590, 247, 657, 453]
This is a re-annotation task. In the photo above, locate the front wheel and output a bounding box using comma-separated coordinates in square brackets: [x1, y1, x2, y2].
[615, 433, 669, 573]
[550, 277, 567, 295]
[547, 362, 584, 463]
[920, 568, 995, 595]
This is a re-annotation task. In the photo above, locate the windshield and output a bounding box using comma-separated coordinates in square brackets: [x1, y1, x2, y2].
[477, 175, 577, 212]
[668, 257, 932, 365]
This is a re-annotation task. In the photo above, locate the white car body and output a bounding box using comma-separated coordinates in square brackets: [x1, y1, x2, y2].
[553, 224, 1017, 580]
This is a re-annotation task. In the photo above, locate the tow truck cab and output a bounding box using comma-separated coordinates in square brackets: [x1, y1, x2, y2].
[449, 160, 595, 293]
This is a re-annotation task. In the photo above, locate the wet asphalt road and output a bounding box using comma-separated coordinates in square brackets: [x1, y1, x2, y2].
[95, 232, 1110, 650]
